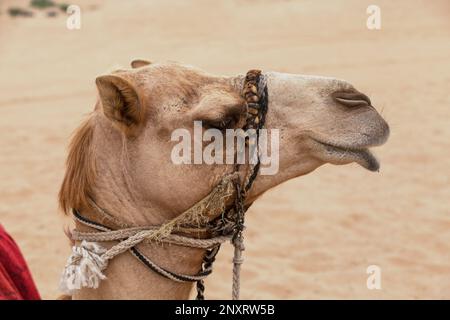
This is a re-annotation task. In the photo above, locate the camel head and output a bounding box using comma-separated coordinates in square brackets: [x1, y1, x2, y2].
[60, 60, 389, 224]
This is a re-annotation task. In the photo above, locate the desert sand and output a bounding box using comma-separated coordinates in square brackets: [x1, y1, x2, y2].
[0, 0, 449, 299]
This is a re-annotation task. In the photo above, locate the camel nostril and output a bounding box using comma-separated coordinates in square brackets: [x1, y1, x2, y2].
[332, 91, 371, 108]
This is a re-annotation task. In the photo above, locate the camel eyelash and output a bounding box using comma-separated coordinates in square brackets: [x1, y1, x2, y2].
[204, 117, 236, 130]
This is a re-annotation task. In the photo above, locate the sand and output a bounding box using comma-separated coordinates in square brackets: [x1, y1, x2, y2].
[0, 0, 449, 299]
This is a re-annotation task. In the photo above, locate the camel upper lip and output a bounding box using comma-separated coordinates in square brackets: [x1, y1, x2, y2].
[313, 139, 380, 172]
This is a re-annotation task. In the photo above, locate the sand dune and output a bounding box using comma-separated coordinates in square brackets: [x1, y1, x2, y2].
[0, 0, 449, 299]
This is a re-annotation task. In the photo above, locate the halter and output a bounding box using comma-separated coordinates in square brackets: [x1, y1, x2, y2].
[60, 70, 269, 300]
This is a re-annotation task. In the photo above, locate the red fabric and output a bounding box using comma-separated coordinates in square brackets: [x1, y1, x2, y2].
[0, 224, 41, 300]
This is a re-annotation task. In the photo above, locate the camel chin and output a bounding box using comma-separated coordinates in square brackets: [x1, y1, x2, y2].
[353, 149, 380, 172]
[334, 147, 380, 172]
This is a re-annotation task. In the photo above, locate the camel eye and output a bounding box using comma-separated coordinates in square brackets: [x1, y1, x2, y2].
[205, 117, 236, 130]
[194, 102, 245, 130]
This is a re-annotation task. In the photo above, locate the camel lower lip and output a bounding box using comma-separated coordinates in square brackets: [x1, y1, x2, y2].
[316, 141, 380, 172]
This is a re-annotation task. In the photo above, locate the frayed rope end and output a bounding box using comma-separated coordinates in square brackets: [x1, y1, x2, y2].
[59, 240, 108, 295]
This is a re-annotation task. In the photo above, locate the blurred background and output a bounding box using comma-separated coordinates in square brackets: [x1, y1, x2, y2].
[0, 0, 449, 299]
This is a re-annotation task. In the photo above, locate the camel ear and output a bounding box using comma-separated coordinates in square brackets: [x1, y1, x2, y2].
[131, 59, 151, 68]
[95, 75, 144, 133]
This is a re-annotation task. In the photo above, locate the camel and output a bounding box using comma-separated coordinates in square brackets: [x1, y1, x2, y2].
[58, 60, 389, 299]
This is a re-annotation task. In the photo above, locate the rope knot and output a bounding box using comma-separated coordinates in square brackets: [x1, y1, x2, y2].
[231, 233, 245, 250]
[233, 257, 244, 265]
[59, 240, 108, 294]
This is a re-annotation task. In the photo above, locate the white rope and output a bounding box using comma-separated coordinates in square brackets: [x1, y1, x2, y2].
[59, 219, 231, 294]
[71, 229, 232, 249]
[59, 240, 107, 294]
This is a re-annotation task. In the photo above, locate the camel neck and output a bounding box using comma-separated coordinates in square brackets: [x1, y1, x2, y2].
[70, 118, 206, 299]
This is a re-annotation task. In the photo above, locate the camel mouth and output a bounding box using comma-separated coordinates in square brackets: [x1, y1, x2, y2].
[314, 140, 380, 172]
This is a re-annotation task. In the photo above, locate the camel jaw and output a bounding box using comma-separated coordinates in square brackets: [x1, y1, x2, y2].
[313, 140, 380, 172]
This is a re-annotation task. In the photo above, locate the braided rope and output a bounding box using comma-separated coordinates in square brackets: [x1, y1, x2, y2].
[129, 247, 212, 282]
[229, 70, 268, 300]
[196, 245, 221, 300]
